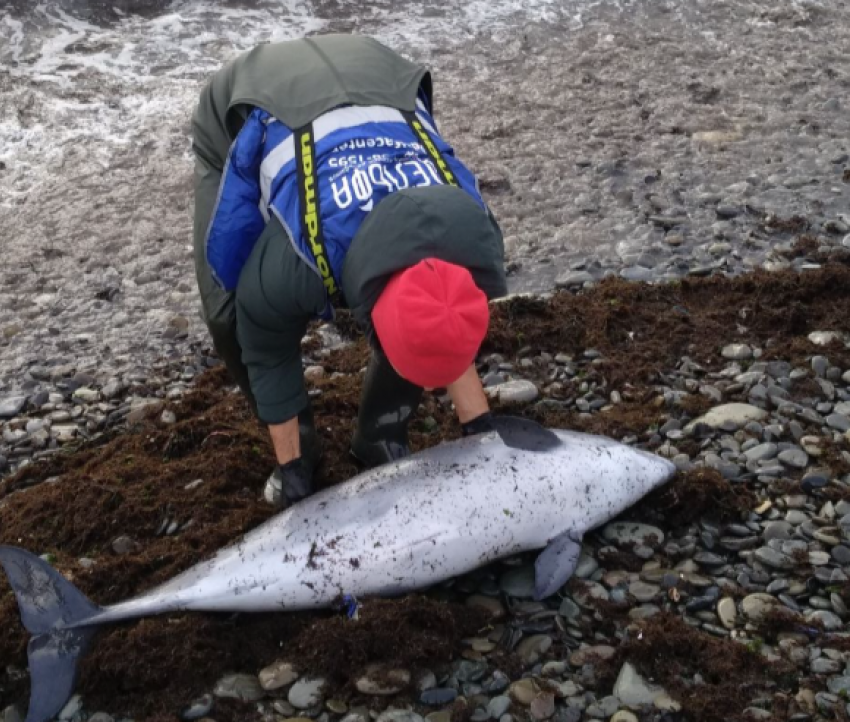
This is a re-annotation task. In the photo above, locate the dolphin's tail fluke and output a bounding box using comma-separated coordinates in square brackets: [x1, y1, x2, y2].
[0, 545, 103, 722]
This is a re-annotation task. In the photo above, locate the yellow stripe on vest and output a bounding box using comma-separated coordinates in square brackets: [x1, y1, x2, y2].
[298, 128, 338, 296]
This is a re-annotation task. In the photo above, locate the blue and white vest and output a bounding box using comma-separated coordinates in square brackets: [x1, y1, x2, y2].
[204, 94, 485, 313]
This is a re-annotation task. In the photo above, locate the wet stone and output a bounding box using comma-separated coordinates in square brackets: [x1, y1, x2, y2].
[356, 667, 410, 696]
[754, 547, 794, 569]
[742, 593, 779, 622]
[213, 674, 265, 702]
[0, 396, 27, 418]
[572, 581, 609, 608]
[614, 662, 665, 707]
[602, 522, 664, 547]
[510, 679, 541, 706]
[488, 696, 512, 719]
[628, 581, 660, 602]
[289, 677, 326, 709]
[376, 711, 425, 722]
[807, 610, 843, 630]
[500, 567, 536, 598]
[779, 447, 809, 469]
[722, 344, 753, 360]
[181, 694, 214, 721]
[717, 597, 737, 629]
[420, 688, 458, 706]
[530, 693, 555, 720]
[259, 661, 299, 691]
[827, 414, 850, 432]
[496, 380, 539, 404]
[516, 634, 553, 665]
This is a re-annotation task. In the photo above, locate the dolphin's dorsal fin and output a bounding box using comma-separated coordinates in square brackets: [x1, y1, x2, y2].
[534, 529, 584, 600]
[491, 416, 562, 452]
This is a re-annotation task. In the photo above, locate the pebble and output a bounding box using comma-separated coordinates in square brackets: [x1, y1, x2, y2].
[420, 688, 458, 706]
[376, 711, 425, 722]
[721, 344, 753, 360]
[742, 593, 779, 622]
[0, 396, 27, 418]
[500, 566, 536, 598]
[181, 694, 214, 720]
[602, 522, 664, 547]
[516, 635, 553, 665]
[717, 597, 737, 629]
[213, 674, 265, 701]
[778, 448, 809, 468]
[488, 696, 512, 718]
[288, 677, 326, 708]
[754, 547, 794, 569]
[613, 663, 666, 707]
[355, 667, 410, 696]
[530, 693, 555, 720]
[806, 610, 843, 630]
[686, 403, 767, 430]
[57, 696, 83, 721]
[259, 661, 299, 691]
[509, 679, 541, 705]
[610, 713, 638, 722]
[495, 380, 539, 404]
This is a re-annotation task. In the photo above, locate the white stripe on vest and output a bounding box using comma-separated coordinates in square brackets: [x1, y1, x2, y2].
[259, 105, 437, 205]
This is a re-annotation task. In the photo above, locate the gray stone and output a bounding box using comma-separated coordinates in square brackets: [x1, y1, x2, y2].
[806, 610, 843, 631]
[763, 521, 793, 541]
[111, 535, 136, 555]
[722, 344, 753, 361]
[181, 694, 214, 721]
[602, 522, 664, 547]
[0, 396, 26, 418]
[214, 673, 265, 702]
[742, 593, 779, 622]
[754, 547, 794, 569]
[717, 598, 737, 629]
[827, 414, 850, 432]
[614, 662, 667, 707]
[778, 448, 809, 468]
[355, 667, 410, 696]
[57, 696, 82, 721]
[420, 688, 458, 706]
[259, 661, 299, 691]
[496, 380, 539, 404]
[376, 711, 425, 722]
[556, 271, 594, 288]
[686, 404, 767, 431]
[827, 677, 850, 695]
[811, 658, 842, 674]
[745, 442, 778, 462]
[500, 566, 536, 598]
[488, 696, 512, 719]
[289, 677, 327, 708]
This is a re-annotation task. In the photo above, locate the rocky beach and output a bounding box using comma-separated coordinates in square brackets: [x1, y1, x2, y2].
[2, 0, 850, 721]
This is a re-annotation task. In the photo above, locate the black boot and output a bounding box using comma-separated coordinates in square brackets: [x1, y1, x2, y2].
[350, 350, 424, 468]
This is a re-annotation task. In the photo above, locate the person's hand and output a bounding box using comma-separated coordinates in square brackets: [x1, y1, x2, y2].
[461, 411, 495, 437]
[263, 457, 314, 508]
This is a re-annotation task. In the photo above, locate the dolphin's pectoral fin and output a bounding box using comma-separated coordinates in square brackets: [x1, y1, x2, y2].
[491, 416, 561, 452]
[534, 529, 583, 600]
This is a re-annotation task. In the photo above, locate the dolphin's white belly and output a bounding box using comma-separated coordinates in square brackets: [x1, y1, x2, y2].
[91, 428, 673, 621]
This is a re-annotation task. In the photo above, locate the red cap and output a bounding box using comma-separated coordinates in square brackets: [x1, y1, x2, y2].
[372, 258, 489, 388]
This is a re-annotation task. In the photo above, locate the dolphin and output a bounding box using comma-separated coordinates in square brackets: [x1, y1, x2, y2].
[0, 417, 675, 722]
